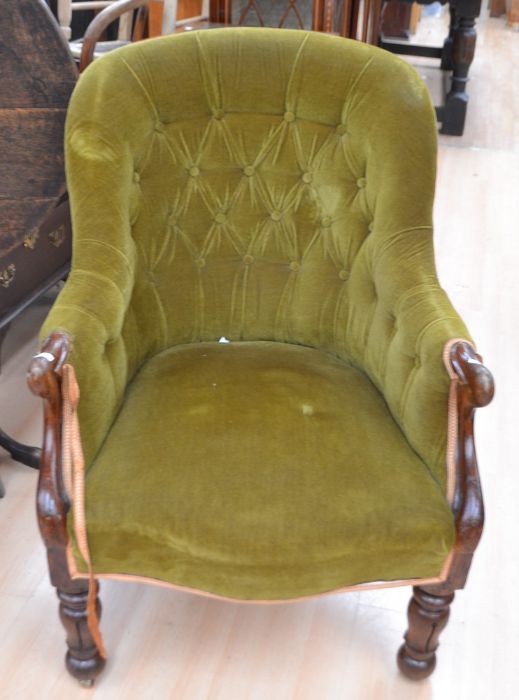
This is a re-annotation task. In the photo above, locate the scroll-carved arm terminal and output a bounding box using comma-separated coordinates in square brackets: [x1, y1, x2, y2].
[444, 340, 494, 588]
[27, 332, 71, 583]
[450, 340, 494, 408]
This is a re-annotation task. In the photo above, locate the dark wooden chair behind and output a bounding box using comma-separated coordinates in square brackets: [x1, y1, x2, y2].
[0, 0, 77, 491]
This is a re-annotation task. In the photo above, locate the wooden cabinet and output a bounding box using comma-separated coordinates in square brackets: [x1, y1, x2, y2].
[0, 0, 77, 476]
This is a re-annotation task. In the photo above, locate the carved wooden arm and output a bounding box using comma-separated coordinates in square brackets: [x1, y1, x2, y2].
[27, 332, 72, 587]
[79, 0, 149, 72]
[28, 331, 106, 680]
[444, 340, 494, 589]
[449, 341, 494, 409]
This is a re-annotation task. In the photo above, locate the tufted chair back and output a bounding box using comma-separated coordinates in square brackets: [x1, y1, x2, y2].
[44, 28, 468, 482]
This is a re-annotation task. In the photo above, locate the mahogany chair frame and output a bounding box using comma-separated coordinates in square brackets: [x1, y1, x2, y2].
[28, 333, 493, 684]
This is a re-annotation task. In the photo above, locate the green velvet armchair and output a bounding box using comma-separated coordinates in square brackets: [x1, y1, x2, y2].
[28, 28, 494, 686]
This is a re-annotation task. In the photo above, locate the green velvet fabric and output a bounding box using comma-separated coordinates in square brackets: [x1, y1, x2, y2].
[41, 28, 470, 597]
[79, 342, 454, 597]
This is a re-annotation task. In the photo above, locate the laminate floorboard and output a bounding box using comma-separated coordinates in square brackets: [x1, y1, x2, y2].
[0, 10, 517, 700]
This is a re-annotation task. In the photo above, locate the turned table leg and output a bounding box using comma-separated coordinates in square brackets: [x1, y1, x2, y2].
[440, 4, 458, 71]
[441, 0, 481, 135]
[397, 585, 455, 680]
[57, 580, 106, 686]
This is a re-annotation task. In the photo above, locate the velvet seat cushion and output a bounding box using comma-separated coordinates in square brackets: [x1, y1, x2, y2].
[77, 341, 455, 600]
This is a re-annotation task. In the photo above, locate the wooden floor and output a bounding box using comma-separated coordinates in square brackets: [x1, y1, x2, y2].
[0, 11, 517, 700]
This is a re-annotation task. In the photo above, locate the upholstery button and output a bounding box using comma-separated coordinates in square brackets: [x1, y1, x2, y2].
[336, 124, 348, 136]
[321, 216, 332, 228]
[168, 213, 177, 225]
[338, 269, 349, 281]
[289, 261, 300, 272]
[302, 172, 313, 184]
[214, 212, 226, 224]
[284, 111, 295, 123]
[244, 165, 255, 177]
[270, 210, 282, 222]
[154, 122, 165, 133]
[195, 258, 205, 268]
[213, 108, 225, 120]
[368, 222, 374, 232]
[243, 254, 254, 265]
[133, 172, 140, 183]
[189, 166, 200, 177]
[357, 177, 367, 189]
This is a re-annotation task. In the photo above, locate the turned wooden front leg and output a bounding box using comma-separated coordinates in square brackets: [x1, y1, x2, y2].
[57, 580, 106, 686]
[397, 585, 455, 680]
[441, 0, 481, 135]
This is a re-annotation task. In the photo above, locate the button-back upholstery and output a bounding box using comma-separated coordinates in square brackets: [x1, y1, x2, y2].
[42, 28, 469, 493]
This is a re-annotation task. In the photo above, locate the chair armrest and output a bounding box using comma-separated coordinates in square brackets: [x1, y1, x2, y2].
[360, 271, 491, 494]
[448, 340, 494, 408]
[438, 339, 494, 588]
[80, 0, 149, 72]
[445, 342, 494, 526]
[27, 333, 72, 573]
[35, 264, 137, 471]
[28, 331, 71, 402]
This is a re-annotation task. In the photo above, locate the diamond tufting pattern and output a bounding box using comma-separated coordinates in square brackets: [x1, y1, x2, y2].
[43, 28, 470, 494]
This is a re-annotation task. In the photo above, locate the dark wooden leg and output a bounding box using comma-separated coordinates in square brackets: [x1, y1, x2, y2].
[440, 5, 458, 71]
[397, 585, 455, 680]
[0, 323, 41, 473]
[441, 0, 480, 136]
[57, 579, 106, 686]
[0, 428, 41, 468]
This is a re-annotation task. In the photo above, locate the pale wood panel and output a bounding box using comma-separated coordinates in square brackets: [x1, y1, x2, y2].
[0, 10, 518, 700]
